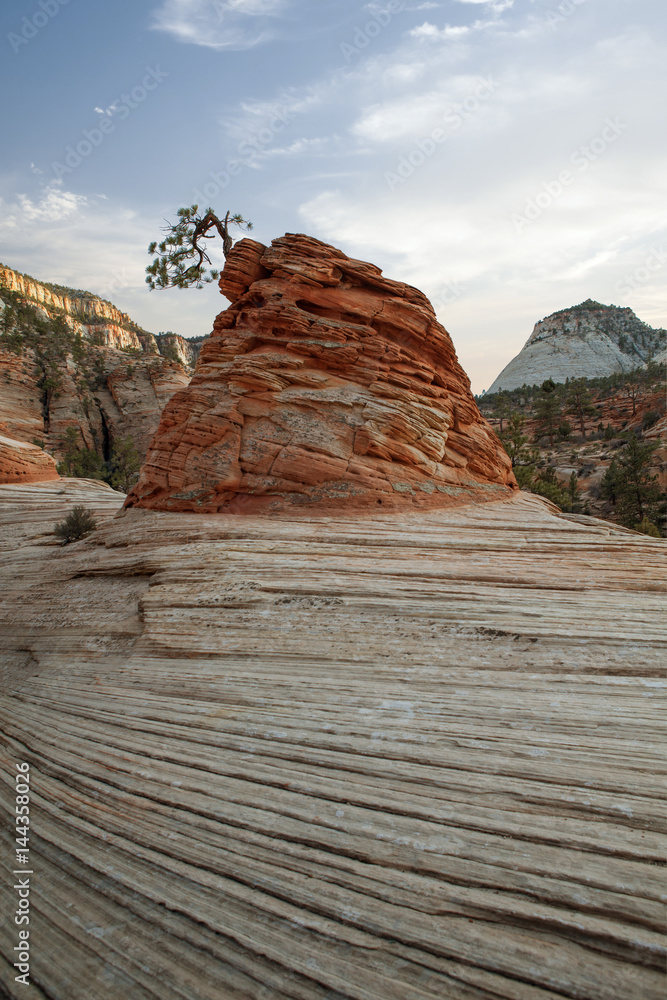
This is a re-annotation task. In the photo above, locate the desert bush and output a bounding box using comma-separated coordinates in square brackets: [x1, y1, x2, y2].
[634, 516, 662, 537]
[54, 506, 97, 544]
[642, 410, 660, 431]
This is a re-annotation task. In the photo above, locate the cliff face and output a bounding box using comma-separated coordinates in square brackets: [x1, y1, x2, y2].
[0, 433, 59, 483]
[0, 266, 200, 483]
[0, 344, 191, 476]
[487, 300, 666, 394]
[0, 263, 202, 364]
[126, 234, 516, 513]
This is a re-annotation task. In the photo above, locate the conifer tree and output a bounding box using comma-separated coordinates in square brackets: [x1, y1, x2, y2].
[534, 384, 563, 447]
[109, 435, 141, 493]
[146, 206, 253, 290]
[601, 435, 663, 531]
[565, 379, 596, 438]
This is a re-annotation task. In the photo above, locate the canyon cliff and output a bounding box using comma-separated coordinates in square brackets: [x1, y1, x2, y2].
[0, 263, 202, 362]
[0, 265, 202, 483]
[126, 235, 516, 513]
[487, 300, 666, 394]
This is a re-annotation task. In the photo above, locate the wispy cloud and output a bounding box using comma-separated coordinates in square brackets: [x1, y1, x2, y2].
[455, 0, 514, 10]
[14, 183, 87, 224]
[151, 0, 289, 50]
[0, 180, 228, 339]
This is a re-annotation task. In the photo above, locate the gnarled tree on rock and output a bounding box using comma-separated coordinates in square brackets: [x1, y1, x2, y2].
[146, 206, 253, 290]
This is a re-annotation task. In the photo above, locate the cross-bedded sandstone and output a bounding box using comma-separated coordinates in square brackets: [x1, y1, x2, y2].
[126, 235, 516, 513]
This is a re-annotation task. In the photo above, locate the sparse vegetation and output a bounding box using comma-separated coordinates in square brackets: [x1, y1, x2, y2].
[600, 435, 663, 530]
[108, 435, 141, 493]
[56, 427, 106, 480]
[480, 364, 666, 530]
[53, 505, 97, 544]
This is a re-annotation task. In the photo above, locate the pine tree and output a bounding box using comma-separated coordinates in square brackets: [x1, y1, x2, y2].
[56, 426, 106, 480]
[500, 411, 539, 488]
[534, 385, 563, 447]
[601, 436, 663, 531]
[567, 471, 582, 511]
[493, 391, 512, 434]
[146, 206, 253, 290]
[565, 379, 596, 438]
[621, 370, 643, 416]
[531, 466, 570, 510]
[109, 436, 141, 493]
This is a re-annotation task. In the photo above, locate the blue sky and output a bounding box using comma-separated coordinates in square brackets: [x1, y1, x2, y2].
[1, 0, 665, 392]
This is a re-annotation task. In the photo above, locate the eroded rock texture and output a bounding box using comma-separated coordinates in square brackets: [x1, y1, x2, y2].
[0, 432, 59, 483]
[126, 235, 515, 513]
[0, 481, 665, 1000]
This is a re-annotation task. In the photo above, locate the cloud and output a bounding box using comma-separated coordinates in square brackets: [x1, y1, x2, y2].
[151, 0, 289, 50]
[0, 181, 230, 341]
[409, 22, 472, 41]
[14, 183, 87, 224]
[279, 7, 667, 390]
[456, 0, 514, 9]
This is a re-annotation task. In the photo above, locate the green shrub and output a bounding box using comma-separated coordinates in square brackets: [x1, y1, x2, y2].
[54, 506, 97, 544]
[634, 516, 662, 537]
[642, 410, 660, 431]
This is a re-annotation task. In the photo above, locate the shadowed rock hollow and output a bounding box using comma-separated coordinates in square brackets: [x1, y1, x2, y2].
[125, 235, 516, 514]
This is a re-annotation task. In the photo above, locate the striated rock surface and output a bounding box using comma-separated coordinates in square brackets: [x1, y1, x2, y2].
[126, 235, 515, 513]
[0, 348, 45, 445]
[0, 344, 191, 479]
[43, 351, 193, 462]
[0, 432, 59, 482]
[0, 479, 665, 999]
[0, 263, 202, 363]
[487, 300, 666, 394]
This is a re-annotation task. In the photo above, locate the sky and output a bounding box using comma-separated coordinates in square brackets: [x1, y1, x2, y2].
[1, 0, 665, 393]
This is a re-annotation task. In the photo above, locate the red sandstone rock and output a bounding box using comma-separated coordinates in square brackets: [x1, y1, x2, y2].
[0, 431, 59, 483]
[0, 344, 191, 474]
[126, 235, 517, 513]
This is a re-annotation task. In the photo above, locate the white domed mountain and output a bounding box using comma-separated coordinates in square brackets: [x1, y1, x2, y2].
[487, 300, 666, 394]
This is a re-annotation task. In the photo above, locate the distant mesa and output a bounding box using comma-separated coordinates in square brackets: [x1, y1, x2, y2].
[487, 299, 666, 394]
[125, 234, 516, 514]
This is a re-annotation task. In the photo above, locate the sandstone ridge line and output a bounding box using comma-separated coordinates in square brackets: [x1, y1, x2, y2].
[125, 234, 516, 514]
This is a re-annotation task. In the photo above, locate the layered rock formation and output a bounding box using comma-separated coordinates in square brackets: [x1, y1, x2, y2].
[0, 263, 202, 362]
[0, 479, 665, 999]
[0, 267, 203, 480]
[0, 344, 191, 478]
[126, 235, 516, 513]
[0, 433, 59, 483]
[487, 300, 666, 394]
